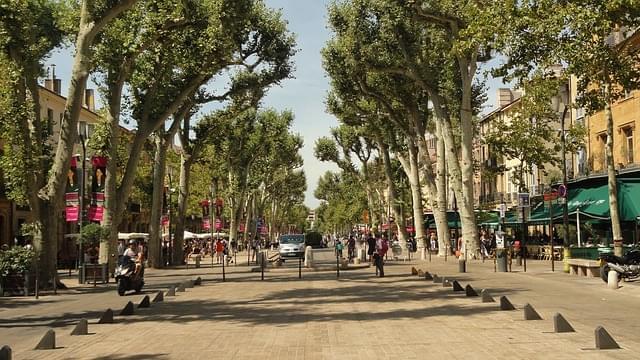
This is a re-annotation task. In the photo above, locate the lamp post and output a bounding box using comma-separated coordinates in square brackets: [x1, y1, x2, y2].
[553, 84, 571, 272]
[78, 133, 87, 269]
[167, 168, 174, 265]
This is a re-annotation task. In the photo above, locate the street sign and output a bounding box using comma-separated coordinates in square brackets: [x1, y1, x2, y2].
[496, 231, 505, 249]
[499, 203, 506, 218]
[518, 193, 530, 208]
[558, 184, 567, 198]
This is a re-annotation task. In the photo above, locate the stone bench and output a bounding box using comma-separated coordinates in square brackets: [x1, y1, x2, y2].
[567, 259, 601, 278]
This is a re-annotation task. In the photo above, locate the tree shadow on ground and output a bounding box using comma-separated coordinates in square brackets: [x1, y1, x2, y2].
[92, 354, 169, 360]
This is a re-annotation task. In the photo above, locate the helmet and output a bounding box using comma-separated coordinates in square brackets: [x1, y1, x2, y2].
[128, 239, 136, 245]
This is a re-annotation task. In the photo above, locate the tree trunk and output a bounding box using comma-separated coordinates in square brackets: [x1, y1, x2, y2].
[362, 162, 378, 227]
[604, 84, 623, 256]
[148, 134, 170, 268]
[101, 82, 124, 266]
[457, 58, 480, 257]
[173, 153, 192, 266]
[435, 122, 451, 256]
[375, 134, 408, 251]
[397, 141, 427, 255]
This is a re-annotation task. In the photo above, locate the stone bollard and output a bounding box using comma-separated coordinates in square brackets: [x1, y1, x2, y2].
[304, 246, 314, 268]
[97, 309, 114, 324]
[458, 259, 466, 273]
[34, 329, 55, 350]
[70, 319, 89, 336]
[595, 326, 620, 350]
[607, 270, 619, 289]
[0, 345, 11, 360]
[358, 248, 367, 262]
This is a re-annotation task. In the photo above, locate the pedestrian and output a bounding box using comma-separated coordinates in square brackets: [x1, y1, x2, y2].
[251, 236, 259, 262]
[374, 235, 389, 277]
[366, 233, 376, 262]
[347, 236, 356, 261]
[335, 238, 344, 258]
[429, 232, 437, 254]
[215, 238, 225, 264]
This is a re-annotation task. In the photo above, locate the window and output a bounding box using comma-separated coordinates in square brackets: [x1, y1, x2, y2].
[599, 133, 608, 169]
[47, 108, 54, 135]
[624, 127, 634, 164]
[575, 108, 585, 124]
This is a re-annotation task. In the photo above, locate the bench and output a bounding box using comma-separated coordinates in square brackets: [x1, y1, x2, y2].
[79, 263, 109, 284]
[567, 258, 601, 278]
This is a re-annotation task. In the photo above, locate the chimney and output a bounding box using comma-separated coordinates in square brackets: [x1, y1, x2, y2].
[44, 65, 62, 94]
[497, 88, 514, 107]
[44, 79, 54, 91]
[53, 79, 61, 94]
[84, 89, 95, 111]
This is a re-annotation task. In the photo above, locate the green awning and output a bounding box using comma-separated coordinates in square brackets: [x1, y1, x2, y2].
[526, 178, 640, 223]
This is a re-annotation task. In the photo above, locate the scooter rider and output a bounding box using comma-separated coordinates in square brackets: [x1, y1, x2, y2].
[123, 240, 143, 275]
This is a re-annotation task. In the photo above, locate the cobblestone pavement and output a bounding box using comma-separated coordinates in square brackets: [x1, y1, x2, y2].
[2, 252, 639, 359]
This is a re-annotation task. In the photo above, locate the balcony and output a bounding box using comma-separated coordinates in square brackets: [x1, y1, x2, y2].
[479, 192, 503, 205]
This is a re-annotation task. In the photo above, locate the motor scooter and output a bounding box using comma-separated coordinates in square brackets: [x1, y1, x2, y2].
[115, 256, 144, 296]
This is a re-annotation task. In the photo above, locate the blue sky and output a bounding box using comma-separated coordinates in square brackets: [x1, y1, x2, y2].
[46, 0, 506, 210]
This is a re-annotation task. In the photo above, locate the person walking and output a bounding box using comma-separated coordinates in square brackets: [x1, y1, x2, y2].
[367, 233, 376, 263]
[215, 238, 225, 264]
[347, 236, 356, 262]
[374, 235, 388, 277]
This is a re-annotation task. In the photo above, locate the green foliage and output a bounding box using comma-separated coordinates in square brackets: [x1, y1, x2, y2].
[315, 170, 367, 232]
[0, 246, 35, 276]
[483, 75, 563, 191]
[80, 223, 109, 246]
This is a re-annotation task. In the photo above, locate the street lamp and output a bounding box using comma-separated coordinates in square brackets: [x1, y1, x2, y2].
[552, 83, 571, 273]
[78, 131, 87, 268]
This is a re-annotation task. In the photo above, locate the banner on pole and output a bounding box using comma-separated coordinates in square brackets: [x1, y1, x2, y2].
[65, 156, 81, 223]
[88, 156, 107, 222]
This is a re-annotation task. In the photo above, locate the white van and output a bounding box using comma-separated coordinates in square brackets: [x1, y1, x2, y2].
[278, 234, 306, 259]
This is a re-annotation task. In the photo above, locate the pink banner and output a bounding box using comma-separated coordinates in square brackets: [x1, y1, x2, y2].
[87, 206, 103, 222]
[215, 218, 222, 230]
[161, 215, 169, 226]
[65, 206, 79, 222]
[202, 218, 210, 230]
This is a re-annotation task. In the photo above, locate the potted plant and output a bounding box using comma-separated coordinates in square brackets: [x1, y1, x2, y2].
[0, 246, 35, 296]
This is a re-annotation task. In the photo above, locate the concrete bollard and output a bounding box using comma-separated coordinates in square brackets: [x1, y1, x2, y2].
[97, 309, 114, 324]
[417, 269, 424, 277]
[138, 295, 151, 308]
[166, 285, 176, 296]
[523, 303, 542, 320]
[452, 280, 464, 292]
[0, 345, 11, 360]
[595, 326, 620, 350]
[607, 270, 619, 289]
[185, 280, 194, 288]
[194, 276, 202, 286]
[34, 329, 55, 350]
[177, 283, 186, 292]
[481, 289, 495, 303]
[120, 301, 134, 316]
[458, 259, 466, 273]
[70, 319, 89, 336]
[195, 255, 201, 268]
[465, 284, 478, 297]
[424, 272, 433, 280]
[304, 246, 314, 268]
[152, 291, 164, 303]
[411, 267, 418, 275]
[499, 296, 516, 311]
[552, 313, 575, 333]
[432, 275, 441, 284]
[443, 279, 452, 287]
[358, 248, 367, 262]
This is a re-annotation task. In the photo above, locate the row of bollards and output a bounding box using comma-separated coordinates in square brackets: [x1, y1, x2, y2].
[0, 276, 205, 359]
[410, 267, 622, 350]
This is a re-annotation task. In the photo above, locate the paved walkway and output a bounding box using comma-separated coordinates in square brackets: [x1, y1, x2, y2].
[1, 253, 639, 359]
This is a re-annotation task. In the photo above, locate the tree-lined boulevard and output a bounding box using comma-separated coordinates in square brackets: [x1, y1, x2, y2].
[2, 1, 640, 359]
